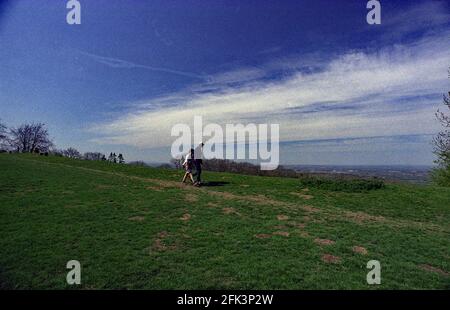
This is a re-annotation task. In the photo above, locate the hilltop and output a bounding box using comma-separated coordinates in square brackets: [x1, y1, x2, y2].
[0, 154, 449, 289]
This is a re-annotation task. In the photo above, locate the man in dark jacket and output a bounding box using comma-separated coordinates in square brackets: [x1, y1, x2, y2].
[193, 142, 204, 186]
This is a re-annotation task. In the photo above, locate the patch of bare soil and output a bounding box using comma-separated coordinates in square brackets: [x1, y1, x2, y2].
[299, 231, 310, 238]
[95, 184, 112, 190]
[204, 188, 302, 210]
[337, 210, 441, 231]
[152, 231, 176, 252]
[248, 195, 287, 206]
[207, 191, 238, 201]
[301, 188, 310, 192]
[419, 264, 449, 277]
[277, 215, 289, 221]
[254, 233, 271, 239]
[156, 179, 178, 188]
[301, 205, 319, 213]
[152, 239, 167, 251]
[205, 191, 286, 207]
[273, 231, 290, 237]
[222, 207, 240, 215]
[321, 254, 341, 264]
[128, 216, 145, 222]
[180, 213, 191, 221]
[352, 246, 368, 255]
[240, 184, 250, 187]
[185, 193, 198, 202]
[146, 185, 163, 191]
[157, 231, 169, 238]
[290, 192, 314, 200]
[343, 211, 386, 224]
[314, 238, 335, 246]
[206, 202, 219, 207]
[273, 225, 288, 230]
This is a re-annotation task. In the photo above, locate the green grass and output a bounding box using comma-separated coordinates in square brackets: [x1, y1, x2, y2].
[0, 153, 449, 289]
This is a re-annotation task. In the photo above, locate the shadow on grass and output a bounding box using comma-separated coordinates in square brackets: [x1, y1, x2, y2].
[201, 181, 230, 187]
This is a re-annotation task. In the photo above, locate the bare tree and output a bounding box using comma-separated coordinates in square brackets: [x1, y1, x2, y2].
[63, 147, 81, 159]
[0, 119, 8, 150]
[84, 152, 104, 161]
[9, 122, 53, 153]
[0, 120, 6, 140]
[118, 153, 125, 163]
[50, 148, 64, 157]
[107, 152, 120, 163]
[433, 68, 450, 167]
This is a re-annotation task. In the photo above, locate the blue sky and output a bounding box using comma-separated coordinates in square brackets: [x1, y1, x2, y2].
[0, 0, 449, 165]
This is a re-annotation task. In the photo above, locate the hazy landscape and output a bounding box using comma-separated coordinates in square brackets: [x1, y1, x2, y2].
[288, 165, 433, 184]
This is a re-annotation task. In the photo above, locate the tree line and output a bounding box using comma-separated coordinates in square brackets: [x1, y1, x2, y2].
[0, 121, 125, 163]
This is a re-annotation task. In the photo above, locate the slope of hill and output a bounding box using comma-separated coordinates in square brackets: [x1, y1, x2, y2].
[0, 154, 449, 289]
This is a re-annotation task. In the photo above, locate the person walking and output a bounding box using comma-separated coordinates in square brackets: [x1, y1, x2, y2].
[181, 148, 195, 184]
[193, 142, 204, 186]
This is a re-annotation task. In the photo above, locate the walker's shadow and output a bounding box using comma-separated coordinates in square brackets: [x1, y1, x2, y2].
[202, 181, 230, 187]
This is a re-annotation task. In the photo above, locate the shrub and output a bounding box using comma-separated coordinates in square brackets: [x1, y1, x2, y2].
[431, 167, 450, 187]
[298, 175, 385, 192]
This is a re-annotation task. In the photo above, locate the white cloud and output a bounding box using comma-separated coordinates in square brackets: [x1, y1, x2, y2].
[89, 29, 449, 149]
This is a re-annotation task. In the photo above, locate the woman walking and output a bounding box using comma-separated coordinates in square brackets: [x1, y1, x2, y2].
[181, 148, 195, 184]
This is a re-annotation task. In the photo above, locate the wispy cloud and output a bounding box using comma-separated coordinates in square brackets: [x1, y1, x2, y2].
[79, 51, 207, 80]
[380, 1, 450, 37]
[204, 67, 267, 86]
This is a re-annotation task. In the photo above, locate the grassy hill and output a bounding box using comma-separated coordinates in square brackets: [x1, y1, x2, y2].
[0, 153, 449, 289]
